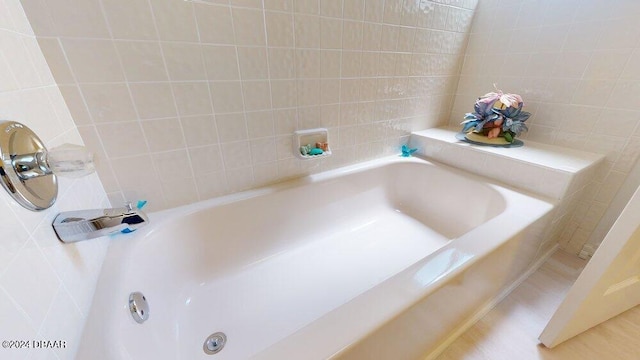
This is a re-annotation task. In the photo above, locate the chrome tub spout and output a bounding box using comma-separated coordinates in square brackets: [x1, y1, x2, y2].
[52, 203, 148, 243]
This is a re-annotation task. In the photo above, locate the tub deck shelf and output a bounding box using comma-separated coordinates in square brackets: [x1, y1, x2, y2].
[410, 126, 605, 259]
[411, 127, 603, 184]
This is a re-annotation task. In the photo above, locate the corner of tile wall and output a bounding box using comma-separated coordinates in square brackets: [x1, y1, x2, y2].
[0, 1, 109, 358]
[448, 0, 640, 254]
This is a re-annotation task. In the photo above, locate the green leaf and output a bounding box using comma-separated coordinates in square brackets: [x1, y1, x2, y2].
[504, 132, 513, 143]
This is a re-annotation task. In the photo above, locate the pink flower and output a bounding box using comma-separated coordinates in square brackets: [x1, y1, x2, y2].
[477, 92, 501, 104]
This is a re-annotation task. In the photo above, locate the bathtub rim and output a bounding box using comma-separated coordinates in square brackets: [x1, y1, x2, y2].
[130, 155, 546, 238]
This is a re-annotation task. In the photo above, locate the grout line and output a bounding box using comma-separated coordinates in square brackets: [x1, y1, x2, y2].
[192, 0, 231, 197]
[224, 5, 256, 188]
[98, 0, 167, 208]
[154, 0, 201, 201]
[288, 1, 303, 176]
[256, 0, 278, 178]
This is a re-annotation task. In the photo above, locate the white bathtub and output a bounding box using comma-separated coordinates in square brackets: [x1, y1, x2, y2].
[77, 156, 554, 360]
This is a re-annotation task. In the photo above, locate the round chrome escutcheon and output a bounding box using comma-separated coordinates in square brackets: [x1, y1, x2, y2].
[203, 332, 227, 355]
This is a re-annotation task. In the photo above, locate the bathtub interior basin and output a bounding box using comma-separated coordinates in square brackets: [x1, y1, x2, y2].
[76, 156, 553, 360]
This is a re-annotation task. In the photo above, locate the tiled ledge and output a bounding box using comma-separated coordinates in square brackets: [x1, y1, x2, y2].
[411, 126, 606, 260]
[410, 127, 604, 201]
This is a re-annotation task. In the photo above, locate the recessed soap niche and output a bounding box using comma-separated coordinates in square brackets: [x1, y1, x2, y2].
[293, 128, 332, 160]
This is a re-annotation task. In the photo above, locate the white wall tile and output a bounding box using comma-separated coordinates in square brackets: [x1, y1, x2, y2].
[226, 166, 255, 192]
[182, 115, 218, 146]
[0, 30, 42, 87]
[232, 7, 266, 46]
[267, 48, 295, 80]
[243, 80, 272, 111]
[18, 0, 55, 35]
[216, 113, 248, 142]
[564, 20, 603, 52]
[320, 0, 343, 18]
[583, 49, 632, 80]
[270, 79, 297, 108]
[246, 110, 275, 138]
[195, 170, 228, 198]
[152, 149, 193, 182]
[221, 141, 253, 169]
[294, 0, 319, 15]
[96, 121, 149, 157]
[190, 145, 225, 175]
[250, 137, 277, 164]
[0, 288, 36, 359]
[0, 50, 18, 92]
[572, 79, 616, 106]
[296, 49, 321, 78]
[80, 83, 137, 123]
[210, 81, 244, 113]
[265, 11, 294, 47]
[130, 82, 177, 119]
[620, 49, 640, 81]
[343, 20, 364, 50]
[230, 0, 261, 8]
[39, 286, 85, 359]
[363, 22, 382, 51]
[162, 177, 199, 208]
[36, 38, 74, 84]
[172, 82, 214, 116]
[45, 0, 110, 38]
[141, 117, 185, 152]
[102, 0, 157, 40]
[264, 0, 292, 12]
[595, 18, 640, 50]
[321, 17, 342, 50]
[294, 13, 320, 49]
[116, 41, 168, 82]
[162, 42, 206, 81]
[150, 0, 198, 42]
[76, 125, 119, 192]
[202, 45, 240, 81]
[61, 39, 125, 83]
[0, 199, 29, 274]
[237, 46, 269, 80]
[607, 81, 640, 111]
[551, 51, 591, 79]
[195, 3, 235, 44]
[397, 27, 416, 53]
[274, 109, 298, 135]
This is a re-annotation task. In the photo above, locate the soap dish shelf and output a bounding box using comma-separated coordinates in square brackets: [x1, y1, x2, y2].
[293, 128, 332, 160]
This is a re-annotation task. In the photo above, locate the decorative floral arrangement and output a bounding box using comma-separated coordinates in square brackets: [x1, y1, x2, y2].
[460, 87, 530, 144]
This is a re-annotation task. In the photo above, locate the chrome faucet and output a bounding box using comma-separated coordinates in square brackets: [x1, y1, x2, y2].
[52, 202, 149, 243]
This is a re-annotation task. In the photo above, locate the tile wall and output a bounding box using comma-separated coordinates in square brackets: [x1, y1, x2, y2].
[449, 0, 640, 254]
[21, 0, 478, 212]
[0, 1, 109, 359]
